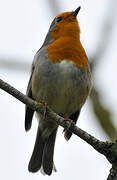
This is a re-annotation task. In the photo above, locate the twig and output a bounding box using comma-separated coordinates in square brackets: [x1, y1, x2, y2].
[0, 78, 117, 180]
[47, 0, 60, 16]
[89, 1, 117, 142]
[107, 166, 117, 180]
[0, 57, 30, 72]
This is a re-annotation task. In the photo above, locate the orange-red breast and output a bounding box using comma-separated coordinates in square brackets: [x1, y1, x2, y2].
[25, 6, 92, 175]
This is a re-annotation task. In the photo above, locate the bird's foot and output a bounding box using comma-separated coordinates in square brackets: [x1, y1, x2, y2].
[62, 119, 73, 133]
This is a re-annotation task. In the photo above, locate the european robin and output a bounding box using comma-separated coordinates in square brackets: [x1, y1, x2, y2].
[25, 6, 92, 175]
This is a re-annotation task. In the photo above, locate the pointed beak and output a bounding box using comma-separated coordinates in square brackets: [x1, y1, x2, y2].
[71, 6, 81, 17]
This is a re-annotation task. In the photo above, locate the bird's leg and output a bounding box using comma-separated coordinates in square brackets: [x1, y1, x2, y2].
[43, 102, 48, 120]
[39, 101, 48, 120]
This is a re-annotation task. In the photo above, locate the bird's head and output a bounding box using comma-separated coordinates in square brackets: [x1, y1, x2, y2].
[43, 7, 81, 46]
[43, 7, 88, 69]
[49, 6, 81, 40]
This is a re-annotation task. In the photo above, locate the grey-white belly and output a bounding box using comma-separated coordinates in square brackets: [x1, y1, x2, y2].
[32, 59, 92, 117]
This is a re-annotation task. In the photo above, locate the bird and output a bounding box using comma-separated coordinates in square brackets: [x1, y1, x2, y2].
[25, 6, 92, 176]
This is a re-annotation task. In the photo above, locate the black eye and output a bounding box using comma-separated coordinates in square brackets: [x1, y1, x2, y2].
[56, 17, 62, 23]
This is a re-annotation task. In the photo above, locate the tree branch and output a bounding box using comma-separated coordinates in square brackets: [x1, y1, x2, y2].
[90, 87, 117, 141]
[0, 57, 30, 72]
[107, 166, 117, 180]
[0, 78, 117, 180]
[47, 0, 60, 16]
[89, 1, 117, 142]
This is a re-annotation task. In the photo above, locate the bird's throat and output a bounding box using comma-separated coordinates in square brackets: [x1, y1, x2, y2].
[47, 37, 88, 69]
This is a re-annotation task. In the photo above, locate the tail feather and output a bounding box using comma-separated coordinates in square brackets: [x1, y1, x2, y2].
[28, 127, 45, 172]
[42, 129, 57, 175]
[28, 126, 57, 175]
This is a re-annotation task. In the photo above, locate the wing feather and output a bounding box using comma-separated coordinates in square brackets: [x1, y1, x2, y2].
[25, 66, 35, 131]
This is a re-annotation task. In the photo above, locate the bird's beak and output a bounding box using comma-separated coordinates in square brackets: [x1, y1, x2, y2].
[71, 6, 81, 17]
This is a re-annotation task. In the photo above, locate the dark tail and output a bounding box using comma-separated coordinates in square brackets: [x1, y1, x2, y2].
[28, 126, 57, 175]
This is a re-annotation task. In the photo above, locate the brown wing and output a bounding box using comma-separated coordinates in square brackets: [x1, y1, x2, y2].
[25, 67, 34, 131]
